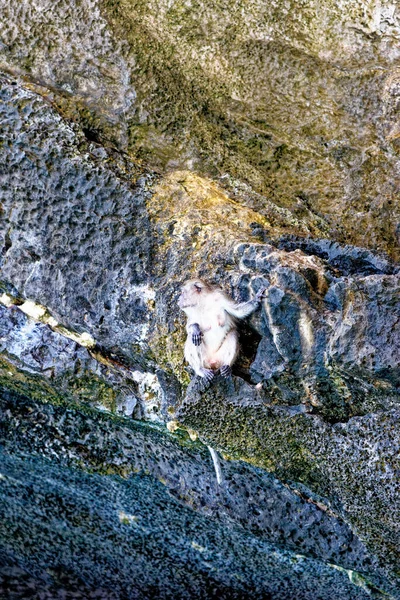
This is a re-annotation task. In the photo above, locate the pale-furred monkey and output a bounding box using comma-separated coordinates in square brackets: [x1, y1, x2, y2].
[178, 279, 265, 382]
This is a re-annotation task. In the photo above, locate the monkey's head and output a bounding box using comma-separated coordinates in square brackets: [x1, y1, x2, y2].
[178, 279, 213, 309]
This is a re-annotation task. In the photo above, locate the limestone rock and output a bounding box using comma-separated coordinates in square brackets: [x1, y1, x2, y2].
[0, 2, 400, 596]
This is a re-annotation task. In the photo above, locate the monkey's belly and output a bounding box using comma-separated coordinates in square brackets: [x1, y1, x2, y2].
[202, 355, 223, 370]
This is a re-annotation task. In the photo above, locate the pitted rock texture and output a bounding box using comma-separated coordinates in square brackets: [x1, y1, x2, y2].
[178, 378, 400, 586]
[0, 451, 375, 600]
[0, 75, 185, 419]
[0, 76, 153, 357]
[0, 0, 135, 143]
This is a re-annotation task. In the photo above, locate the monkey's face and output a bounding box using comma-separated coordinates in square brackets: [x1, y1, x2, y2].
[178, 280, 205, 309]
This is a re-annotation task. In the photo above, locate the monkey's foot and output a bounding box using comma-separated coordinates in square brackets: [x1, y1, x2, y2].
[220, 365, 232, 378]
[200, 368, 215, 382]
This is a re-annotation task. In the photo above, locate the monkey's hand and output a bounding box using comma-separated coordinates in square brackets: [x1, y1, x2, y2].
[190, 323, 203, 346]
[255, 287, 267, 302]
[220, 365, 232, 378]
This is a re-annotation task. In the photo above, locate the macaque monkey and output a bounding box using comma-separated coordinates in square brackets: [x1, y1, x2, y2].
[178, 279, 265, 382]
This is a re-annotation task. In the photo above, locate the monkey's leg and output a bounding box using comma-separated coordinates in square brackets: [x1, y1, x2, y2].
[199, 367, 215, 382]
[184, 338, 214, 381]
[216, 330, 238, 377]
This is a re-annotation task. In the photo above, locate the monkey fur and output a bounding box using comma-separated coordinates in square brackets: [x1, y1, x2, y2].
[178, 279, 265, 382]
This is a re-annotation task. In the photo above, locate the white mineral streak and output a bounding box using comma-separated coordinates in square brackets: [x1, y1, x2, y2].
[0, 294, 95, 347]
[129, 370, 163, 421]
[0, 293, 14, 308]
[67, 331, 95, 348]
[19, 300, 46, 320]
[0, 291, 164, 418]
[207, 446, 223, 485]
[298, 311, 314, 356]
[46, 316, 59, 328]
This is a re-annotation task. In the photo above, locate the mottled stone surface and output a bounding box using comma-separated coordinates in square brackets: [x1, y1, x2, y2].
[0, 77, 153, 353]
[0, 0, 134, 144]
[0, 452, 375, 600]
[0, 304, 143, 418]
[0, 75, 180, 420]
[178, 380, 400, 584]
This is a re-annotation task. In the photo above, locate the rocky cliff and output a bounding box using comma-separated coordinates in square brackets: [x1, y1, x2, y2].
[0, 1, 399, 598]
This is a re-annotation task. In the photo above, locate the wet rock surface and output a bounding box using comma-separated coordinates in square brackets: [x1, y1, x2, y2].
[0, 2, 399, 597]
[178, 379, 400, 584]
[0, 452, 375, 600]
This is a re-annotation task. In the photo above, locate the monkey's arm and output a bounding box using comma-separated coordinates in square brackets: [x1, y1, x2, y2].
[188, 323, 202, 346]
[223, 288, 266, 319]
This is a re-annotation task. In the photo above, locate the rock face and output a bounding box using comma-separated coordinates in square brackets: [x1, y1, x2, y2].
[1, 0, 400, 258]
[0, 1, 399, 598]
